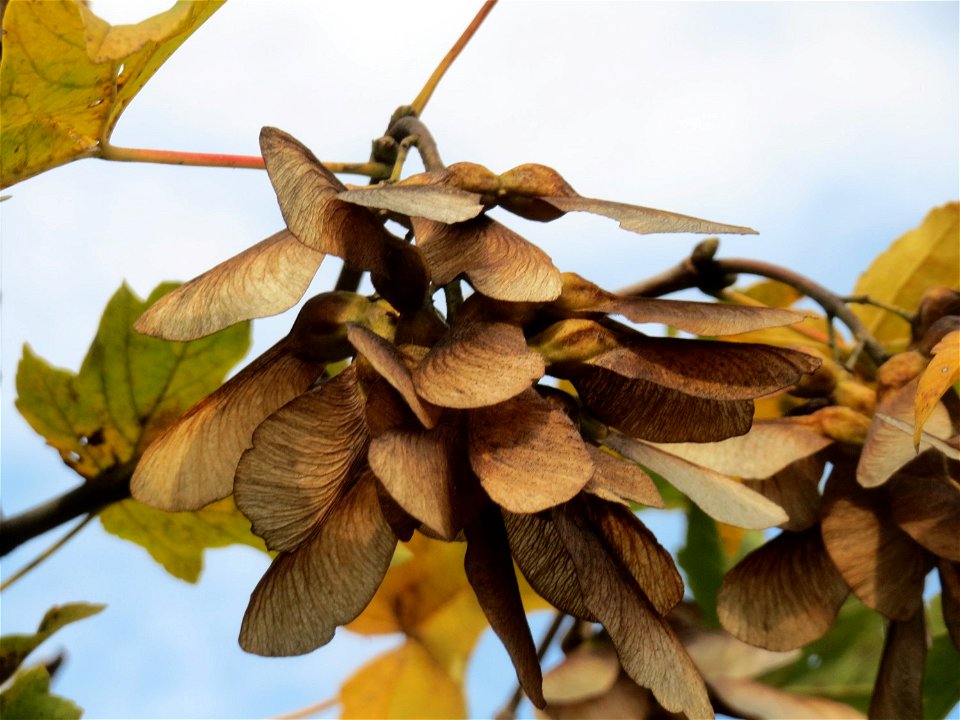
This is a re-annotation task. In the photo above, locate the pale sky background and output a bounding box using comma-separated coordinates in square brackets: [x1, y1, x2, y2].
[1, 2, 958, 719]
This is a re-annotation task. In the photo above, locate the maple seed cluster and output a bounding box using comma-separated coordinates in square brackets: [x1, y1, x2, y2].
[130, 126, 820, 716]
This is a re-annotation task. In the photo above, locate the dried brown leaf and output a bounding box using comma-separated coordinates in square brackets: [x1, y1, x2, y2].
[650, 418, 832, 480]
[858, 376, 953, 487]
[581, 495, 683, 615]
[337, 184, 484, 223]
[502, 510, 595, 621]
[238, 470, 396, 656]
[556, 273, 809, 336]
[469, 390, 594, 513]
[131, 341, 322, 511]
[710, 677, 866, 719]
[544, 195, 757, 235]
[412, 215, 562, 302]
[346, 324, 438, 428]
[575, 366, 756, 442]
[888, 451, 960, 561]
[553, 503, 714, 719]
[821, 469, 931, 620]
[868, 609, 926, 720]
[744, 455, 826, 532]
[368, 420, 462, 541]
[584, 445, 663, 508]
[464, 505, 545, 709]
[717, 527, 848, 651]
[538, 674, 655, 720]
[414, 311, 544, 409]
[234, 364, 368, 552]
[603, 433, 789, 529]
[135, 230, 323, 341]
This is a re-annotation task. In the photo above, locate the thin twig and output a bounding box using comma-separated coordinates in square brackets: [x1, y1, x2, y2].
[496, 611, 567, 720]
[386, 116, 445, 172]
[0, 462, 134, 557]
[1, 515, 95, 591]
[841, 294, 915, 323]
[411, 1, 499, 116]
[273, 695, 339, 720]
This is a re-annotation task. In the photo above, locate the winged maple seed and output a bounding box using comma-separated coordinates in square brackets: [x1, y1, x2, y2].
[130, 126, 825, 716]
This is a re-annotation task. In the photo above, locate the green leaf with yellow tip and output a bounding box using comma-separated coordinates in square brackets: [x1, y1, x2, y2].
[1, 0, 224, 187]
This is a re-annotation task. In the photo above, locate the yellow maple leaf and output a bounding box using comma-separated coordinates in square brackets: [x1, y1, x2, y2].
[0, 0, 223, 188]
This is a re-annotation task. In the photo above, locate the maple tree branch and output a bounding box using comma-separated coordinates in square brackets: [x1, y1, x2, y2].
[99, 144, 391, 178]
[0, 463, 133, 557]
[386, 116, 445, 171]
[0, 514, 94, 591]
[411, 1, 499, 116]
[840, 294, 915, 323]
[620, 240, 890, 367]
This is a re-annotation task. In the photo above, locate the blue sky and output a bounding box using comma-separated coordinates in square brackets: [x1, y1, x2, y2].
[1, 2, 958, 718]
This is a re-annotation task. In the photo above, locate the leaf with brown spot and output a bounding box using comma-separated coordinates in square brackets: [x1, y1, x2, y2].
[239, 470, 396, 656]
[744, 455, 826, 532]
[916, 330, 960, 448]
[337, 184, 484, 223]
[649, 418, 832, 480]
[590, 337, 819, 401]
[584, 445, 663, 508]
[575, 366, 756, 442]
[858, 376, 953, 487]
[135, 230, 323, 341]
[259, 127, 427, 312]
[556, 273, 810, 336]
[717, 527, 849, 651]
[821, 469, 931, 620]
[368, 419, 463, 541]
[413, 310, 544, 409]
[552, 503, 714, 719]
[868, 609, 926, 720]
[346, 324, 438, 428]
[500, 512, 594, 624]
[464, 505, 545, 709]
[543, 195, 757, 236]
[412, 215, 562, 302]
[234, 364, 368, 552]
[581, 495, 683, 615]
[602, 433, 789, 529]
[469, 390, 594, 513]
[938, 560, 960, 648]
[888, 451, 960, 561]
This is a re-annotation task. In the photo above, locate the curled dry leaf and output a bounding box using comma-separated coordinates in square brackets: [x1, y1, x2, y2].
[336, 184, 484, 224]
[464, 505, 545, 709]
[887, 451, 960, 561]
[649, 418, 833, 480]
[603, 433, 789, 529]
[502, 510, 596, 621]
[346, 324, 438, 428]
[821, 470, 931, 620]
[584, 445, 663, 508]
[413, 310, 544, 409]
[234, 365, 368, 552]
[575, 366, 756, 442]
[552, 503, 715, 720]
[915, 330, 960, 447]
[868, 609, 926, 720]
[717, 527, 849, 651]
[557, 273, 810, 336]
[131, 341, 323, 511]
[412, 215, 563, 302]
[135, 230, 323, 341]
[368, 420, 462, 541]
[239, 470, 396, 656]
[857, 376, 953, 487]
[469, 390, 594, 513]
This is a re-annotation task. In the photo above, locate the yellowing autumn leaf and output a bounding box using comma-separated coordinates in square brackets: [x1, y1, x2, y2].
[15, 283, 259, 582]
[853, 203, 960, 350]
[0, 0, 224, 188]
[915, 330, 960, 448]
